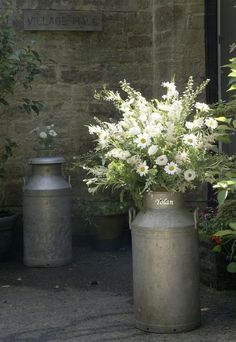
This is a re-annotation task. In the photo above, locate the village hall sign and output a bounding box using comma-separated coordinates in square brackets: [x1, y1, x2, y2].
[23, 10, 102, 31]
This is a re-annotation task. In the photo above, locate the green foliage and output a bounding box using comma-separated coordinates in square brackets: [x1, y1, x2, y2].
[225, 57, 236, 95]
[208, 200, 236, 273]
[0, 5, 45, 206]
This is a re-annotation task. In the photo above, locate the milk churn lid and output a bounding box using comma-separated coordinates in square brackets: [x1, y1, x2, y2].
[28, 157, 66, 165]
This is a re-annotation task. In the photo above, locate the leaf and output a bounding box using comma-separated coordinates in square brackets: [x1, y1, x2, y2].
[233, 120, 236, 128]
[217, 135, 231, 144]
[212, 245, 222, 253]
[217, 124, 232, 131]
[214, 229, 236, 237]
[227, 262, 236, 273]
[217, 189, 228, 205]
[229, 222, 236, 230]
[216, 116, 228, 122]
[228, 84, 236, 92]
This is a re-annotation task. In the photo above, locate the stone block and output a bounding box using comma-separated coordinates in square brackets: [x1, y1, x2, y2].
[128, 34, 152, 48]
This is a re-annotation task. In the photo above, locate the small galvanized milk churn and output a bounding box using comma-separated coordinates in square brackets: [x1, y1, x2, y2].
[23, 157, 72, 267]
[131, 191, 200, 333]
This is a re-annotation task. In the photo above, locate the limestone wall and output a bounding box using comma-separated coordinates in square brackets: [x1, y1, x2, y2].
[0, 0, 206, 234]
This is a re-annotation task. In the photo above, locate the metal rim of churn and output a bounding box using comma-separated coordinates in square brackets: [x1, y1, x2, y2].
[28, 157, 66, 165]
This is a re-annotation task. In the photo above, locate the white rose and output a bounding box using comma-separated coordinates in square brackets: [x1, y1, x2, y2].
[39, 131, 47, 139]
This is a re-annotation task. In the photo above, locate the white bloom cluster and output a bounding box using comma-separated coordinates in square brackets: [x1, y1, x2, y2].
[82, 77, 228, 206]
[32, 123, 58, 148]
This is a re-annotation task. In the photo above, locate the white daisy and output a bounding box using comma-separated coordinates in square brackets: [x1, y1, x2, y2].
[183, 134, 198, 146]
[39, 131, 47, 139]
[134, 134, 151, 148]
[164, 162, 180, 175]
[136, 161, 149, 176]
[184, 169, 196, 182]
[195, 102, 210, 112]
[156, 155, 168, 166]
[148, 145, 158, 156]
[205, 117, 218, 130]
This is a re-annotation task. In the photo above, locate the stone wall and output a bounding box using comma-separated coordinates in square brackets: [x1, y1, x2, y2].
[0, 0, 206, 234]
[153, 0, 205, 95]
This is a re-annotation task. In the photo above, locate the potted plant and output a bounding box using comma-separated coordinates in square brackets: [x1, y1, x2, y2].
[74, 77, 232, 333]
[78, 195, 129, 251]
[198, 202, 236, 290]
[0, 5, 44, 258]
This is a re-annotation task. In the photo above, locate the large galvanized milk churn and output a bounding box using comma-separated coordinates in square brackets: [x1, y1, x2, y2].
[131, 191, 200, 333]
[23, 157, 72, 267]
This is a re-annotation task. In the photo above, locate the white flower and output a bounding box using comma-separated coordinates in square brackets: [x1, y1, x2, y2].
[106, 148, 130, 160]
[156, 155, 168, 166]
[205, 117, 218, 130]
[140, 113, 148, 122]
[88, 125, 102, 135]
[144, 123, 163, 137]
[127, 155, 140, 166]
[162, 82, 179, 98]
[129, 126, 141, 135]
[165, 122, 176, 142]
[164, 162, 180, 175]
[157, 103, 170, 112]
[151, 112, 162, 121]
[39, 131, 47, 139]
[185, 118, 204, 130]
[168, 100, 183, 121]
[195, 102, 210, 112]
[184, 169, 196, 181]
[136, 161, 149, 176]
[134, 134, 151, 148]
[185, 121, 194, 130]
[98, 131, 110, 148]
[175, 151, 189, 164]
[183, 134, 198, 146]
[148, 145, 158, 156]
[48, 129, 57, 137]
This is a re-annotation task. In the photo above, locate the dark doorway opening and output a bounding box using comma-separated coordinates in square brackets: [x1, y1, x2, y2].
[205, 0, 218, 104]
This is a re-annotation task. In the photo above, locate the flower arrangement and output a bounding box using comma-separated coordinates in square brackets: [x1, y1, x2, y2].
[79, 78, 231, 208]
[31, 124, 57, 149]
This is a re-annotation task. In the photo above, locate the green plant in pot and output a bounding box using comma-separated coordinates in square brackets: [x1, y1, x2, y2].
[0, 4, 44, 258]
[78, 194, 130, 251]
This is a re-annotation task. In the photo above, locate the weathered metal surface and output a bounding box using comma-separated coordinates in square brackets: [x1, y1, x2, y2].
[23, 157, 72, 267]
[23, 10, 103, 31]
[131, 191, 201, 333]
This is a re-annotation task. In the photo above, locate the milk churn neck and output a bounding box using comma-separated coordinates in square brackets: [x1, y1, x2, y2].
[143, 191, 184, 210]
[28, 157, 66, 165]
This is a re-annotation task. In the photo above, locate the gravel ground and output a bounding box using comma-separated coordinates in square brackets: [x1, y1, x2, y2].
[0, 243, 235, 342]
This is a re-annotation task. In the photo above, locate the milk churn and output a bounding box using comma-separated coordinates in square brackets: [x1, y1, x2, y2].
[131, 191, 200, 333]
[23, 157, 72, 267]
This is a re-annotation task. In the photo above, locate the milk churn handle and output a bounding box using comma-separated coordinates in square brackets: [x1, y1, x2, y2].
[23, 177, 28, 186]
[129, 207, 136, 230]
[193, 207, 199, 230]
